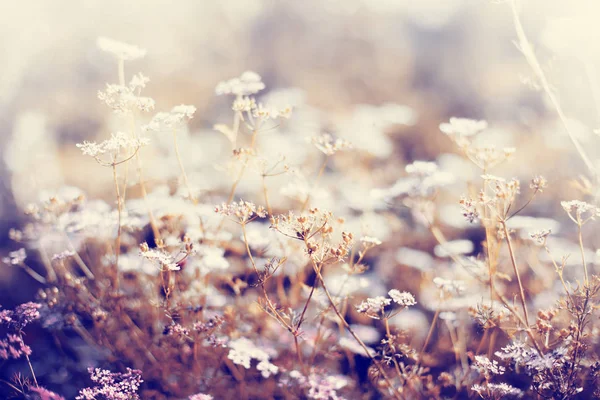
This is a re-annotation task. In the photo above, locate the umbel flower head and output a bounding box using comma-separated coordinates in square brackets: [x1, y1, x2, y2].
[97, 37, 146, 61]
[143, 104, 197, 132]
[98, 73, 155, 114]
[439, 117, 488, 137]
[216, 71, 266, 96]
[77, 367, 143, 400]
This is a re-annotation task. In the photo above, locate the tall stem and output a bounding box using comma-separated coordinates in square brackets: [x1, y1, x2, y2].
[315, 268, 401, 399]
[173, 129, 196, 203]
[112, 163, 122, 289]
[577, 222, 589, 286]
[502, 221, 530, 327]
[24, 345, 38, 387]
[300, 157, 328, 212]
[419, 309, 440, 364]
[510, 0, 595, 175]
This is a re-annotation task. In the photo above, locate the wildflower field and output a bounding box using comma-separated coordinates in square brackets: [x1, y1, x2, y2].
[2, 1, 600, 399]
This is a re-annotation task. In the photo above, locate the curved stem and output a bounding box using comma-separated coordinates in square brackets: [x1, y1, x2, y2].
[510, 0, 596, 175]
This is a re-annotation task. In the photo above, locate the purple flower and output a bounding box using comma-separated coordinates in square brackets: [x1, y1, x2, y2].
[29, 386, 66, 400]
[0, 302, 41, 330]
[0, 333, 32, 360]
[76, 367, 143, 400]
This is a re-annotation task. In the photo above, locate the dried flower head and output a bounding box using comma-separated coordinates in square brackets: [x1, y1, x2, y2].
[530, 175, 547, 192]
[460, 196, 479, 223]
[215, 200, 267, 223]
[139, 244, 180, 271]
[529, 229, 552, 245]
[561, 200, 599, 223]
[311, 133, 352, 156]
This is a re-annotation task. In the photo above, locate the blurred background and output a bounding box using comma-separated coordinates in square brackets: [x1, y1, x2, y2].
[2, 1, 600, 398]
[0, 0, 599, 332]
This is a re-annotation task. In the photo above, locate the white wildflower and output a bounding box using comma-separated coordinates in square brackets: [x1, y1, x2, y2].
[98, 74, 155, 114]
[2, 248, 27, 265]
[140, 245, 180, 271]
[311, 133, 352, 156]
[472, 355, 505, 376]
[405, 161, 438, 176]
[96, 37, 146, 61]
[355, 296, 391, 319]
[433, 277, 466, 294]
[388, 290, 416, 307]
[227, 337, 271, 370]
[256, 360, 279, 378]
[360, 236, 382, 246]
[439, 117, 488, 137]
[529, 229, 552, 245]
[216, 71, 265, 96]
[561, 200, 599, 223]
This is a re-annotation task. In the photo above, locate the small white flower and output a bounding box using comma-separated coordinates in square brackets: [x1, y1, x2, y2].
[388, 290, 416, 307]
[529, 229, 552, 245]
[355, 296, 391, 318]
[227, 337, 272, 371]
[561, 200, 599, 222]
[216, 71, 265, 96]
[433, 277, 466, 294]
[405, 161, 438, 176]
[96, 37, 146, 61]
[140, 246, 179, 271]
[256, 359, 279, 378]
[2, 248, 27, 265]
[472, 355, 505, 376]
[360, 236, 382, 246]
[76, 141, 105, 157]
[311, 133, 352, 156]
[439, 117, 488, 137]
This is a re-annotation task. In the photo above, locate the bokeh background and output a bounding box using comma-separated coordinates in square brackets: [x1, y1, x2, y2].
[1, 1, 600, 395]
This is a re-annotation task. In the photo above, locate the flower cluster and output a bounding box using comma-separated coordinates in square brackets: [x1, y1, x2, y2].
[76, 368, 143, 400]
[97, 37, 146, 61]
[439, 117, 488, 137]
[139, 243, 180, 271]
[216, 71, 266, 96]
[311, 133, 352, 156]
[97, 73, 155, 114]
[143, 104, 197, 131]
[0, 333, 32, 360]
[472, 355, 505, 378]
[561, 200, 599, 223]
[77, 132, 150, 159]
[356, 296, 391, 318]
[215, 200, 267, 223]
[388, 289, 417, 307]
[0, 302, 41, 330]
[2, 247, 27, 265]
[227, 337, 279, 378]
